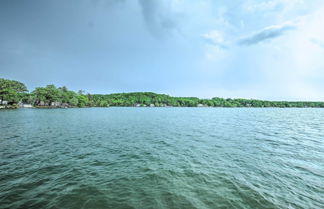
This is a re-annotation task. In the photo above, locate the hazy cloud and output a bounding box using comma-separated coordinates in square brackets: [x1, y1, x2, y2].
[311, 38, 324, 49]
[238, 23, 296, 46]
[2, 0, 324, 100]
[90, 0, 126, 7]
[245, 0, 304, 12]
[138, 0, 177, 38]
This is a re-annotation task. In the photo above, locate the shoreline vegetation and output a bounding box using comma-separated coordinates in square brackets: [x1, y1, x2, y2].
[1, 78, 324, 109]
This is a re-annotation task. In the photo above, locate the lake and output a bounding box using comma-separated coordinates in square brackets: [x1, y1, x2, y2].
[0, 108, 323, 209]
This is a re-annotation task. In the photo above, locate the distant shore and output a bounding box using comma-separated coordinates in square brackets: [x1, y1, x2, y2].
[2, 78, 324, 109]
[1, 105, 323, 110]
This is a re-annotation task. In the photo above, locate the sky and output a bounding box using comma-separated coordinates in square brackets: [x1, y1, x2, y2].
[1, 0, 324, 100]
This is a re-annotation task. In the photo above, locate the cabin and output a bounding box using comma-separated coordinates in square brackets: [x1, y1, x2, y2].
[0, 100, 8, 105]
[23, 104, 33, 108]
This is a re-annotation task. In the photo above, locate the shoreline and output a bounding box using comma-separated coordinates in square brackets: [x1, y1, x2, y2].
[2, 78, 324, 109]
[1, 105, 323, 110]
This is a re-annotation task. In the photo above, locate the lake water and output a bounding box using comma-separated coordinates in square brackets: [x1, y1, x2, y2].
[0, 108, 323, 209]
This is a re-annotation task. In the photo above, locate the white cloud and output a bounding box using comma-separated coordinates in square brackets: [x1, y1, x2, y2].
[201, 30, 227, 48]
[200, 3, 324, 100]
[252, 6, 324, 100]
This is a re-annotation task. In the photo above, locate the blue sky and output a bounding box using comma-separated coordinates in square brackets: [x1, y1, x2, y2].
[1, 0, 324, 100]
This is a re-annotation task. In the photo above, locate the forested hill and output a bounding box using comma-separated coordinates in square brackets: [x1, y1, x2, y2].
[1, 78, 324, 108]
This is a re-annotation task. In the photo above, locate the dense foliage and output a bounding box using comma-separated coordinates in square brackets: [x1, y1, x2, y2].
[0, 78, 28, 105]
[1, 78, 324, 108]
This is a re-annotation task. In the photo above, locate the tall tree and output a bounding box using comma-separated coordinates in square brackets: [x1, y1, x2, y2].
[0, 78, 28, 104]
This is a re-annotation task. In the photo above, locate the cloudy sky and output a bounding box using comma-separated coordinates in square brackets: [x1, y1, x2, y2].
[1, 0, 324, 100]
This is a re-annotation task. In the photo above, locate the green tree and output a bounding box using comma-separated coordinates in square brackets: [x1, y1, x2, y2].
[77, 95, 89, 107]
[33, 85, 62, 105]
[0, 78, 28, 105]
[99, 100, 108, 107]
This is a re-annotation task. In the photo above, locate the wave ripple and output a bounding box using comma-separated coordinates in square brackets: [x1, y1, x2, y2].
[1, 108, 324, 209]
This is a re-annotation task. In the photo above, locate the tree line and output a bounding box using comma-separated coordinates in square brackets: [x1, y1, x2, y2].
[1, 78, 324, 108]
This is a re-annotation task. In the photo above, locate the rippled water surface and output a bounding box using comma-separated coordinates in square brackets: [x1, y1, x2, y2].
[0, 108, 324, 209]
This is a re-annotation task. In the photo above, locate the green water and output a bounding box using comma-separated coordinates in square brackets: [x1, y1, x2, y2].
[0, 108, 323, 209]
